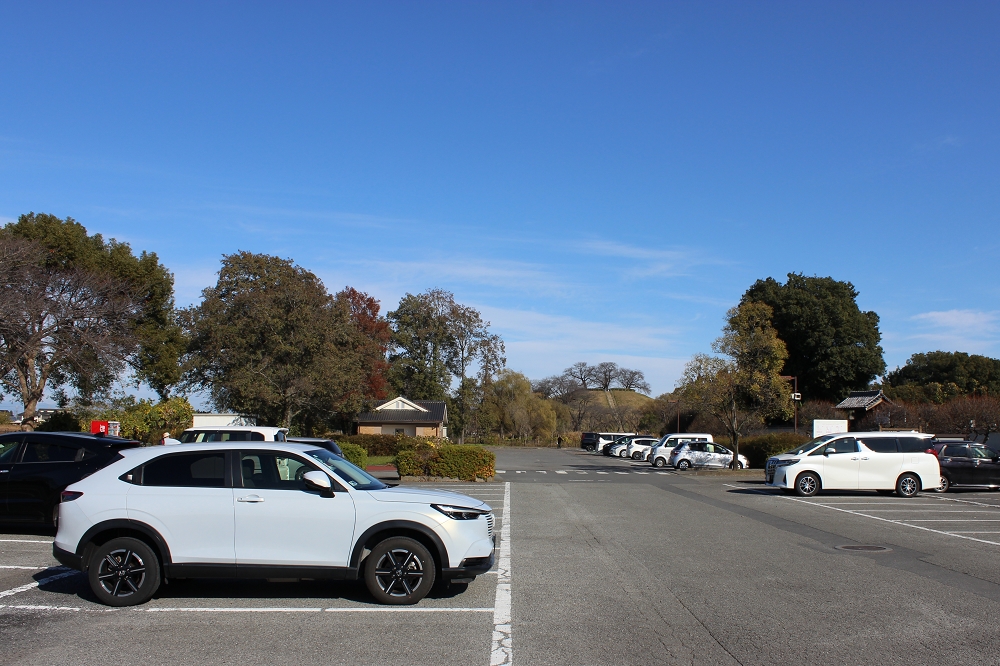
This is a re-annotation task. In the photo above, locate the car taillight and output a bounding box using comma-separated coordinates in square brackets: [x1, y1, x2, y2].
[60, 491, 83, 502]
[926, 449, 938, 456]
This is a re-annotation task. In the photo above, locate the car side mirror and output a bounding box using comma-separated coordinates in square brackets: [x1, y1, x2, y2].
[303, 471, 334, 497]
[824, 447, 836, 456]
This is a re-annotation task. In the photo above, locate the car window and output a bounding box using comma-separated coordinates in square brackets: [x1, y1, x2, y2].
[240, 452, 317, 490]
[898, 437, 930, 453]
[944, 446, 970, 458]
[21, 438, 86, 463]
[303, 448, 386, 490]
[143, 452, 227, 488]
[812, 438, 857, 455]
[787, 434, 837, 456]
[970, 446, 994, 459]
[179, 431, 214, 443]
[716, 446, 731, 455]
[860, 438, 898, 454]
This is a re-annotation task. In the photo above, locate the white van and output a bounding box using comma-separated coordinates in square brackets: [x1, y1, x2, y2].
[764, 431, 938, 497]
[649, 434, 714, 468]
[178, 426, 289, 443]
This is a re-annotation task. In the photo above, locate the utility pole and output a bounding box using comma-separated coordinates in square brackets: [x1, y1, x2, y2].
[668, 400, 681, 433]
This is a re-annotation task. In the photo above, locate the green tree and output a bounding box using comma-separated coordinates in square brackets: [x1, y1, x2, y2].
[678, 302, 792, 466]
[885, 351, 1000, 401]
[3, 213, 184, 399]
[387, 289, 454, 400]
[743, 273, 885, 402]
[184, 252, 371, 429]
[0, 234, 141, 428]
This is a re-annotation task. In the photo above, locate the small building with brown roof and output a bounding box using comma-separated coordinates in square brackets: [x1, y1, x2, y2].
[834, 390, 894, 429]
[354, 397, 448, 438]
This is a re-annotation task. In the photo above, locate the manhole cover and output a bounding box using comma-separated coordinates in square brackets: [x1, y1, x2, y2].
[835, 545, 892, 553]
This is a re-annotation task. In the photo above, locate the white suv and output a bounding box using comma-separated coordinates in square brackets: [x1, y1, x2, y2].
[764, 431, 938, 497]
[649, 434, 714, 468]
[53, 443, 495, 607]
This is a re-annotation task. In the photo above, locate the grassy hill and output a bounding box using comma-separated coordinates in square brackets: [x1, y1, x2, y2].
[590, 389, 653, 409]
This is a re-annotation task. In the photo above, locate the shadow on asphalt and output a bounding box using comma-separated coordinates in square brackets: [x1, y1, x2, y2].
[30, 571, 476, 606]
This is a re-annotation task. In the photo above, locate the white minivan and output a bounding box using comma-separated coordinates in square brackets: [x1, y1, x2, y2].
[764, 431, 939, 497]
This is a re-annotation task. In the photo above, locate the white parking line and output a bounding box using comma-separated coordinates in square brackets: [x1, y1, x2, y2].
[490, 481, 512, 666]
[143, 606, 494, 613]
[555, 471, 567, 474]
[0, 539, 53, 544]
[781, 496, 1000, 546]
[0, 604, 85, 612]
[0, 566, 49, 570]
[0, 569, 76, 599]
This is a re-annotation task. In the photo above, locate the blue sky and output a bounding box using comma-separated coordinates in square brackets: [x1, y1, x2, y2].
[2, 1, 999, 404]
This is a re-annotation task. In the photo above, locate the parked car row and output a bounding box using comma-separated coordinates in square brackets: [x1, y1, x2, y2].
[584, 432, 750, 470]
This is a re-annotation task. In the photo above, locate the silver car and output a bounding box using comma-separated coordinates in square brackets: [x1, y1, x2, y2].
[668, 441, 749, 470]
[649, 434, 713, 468]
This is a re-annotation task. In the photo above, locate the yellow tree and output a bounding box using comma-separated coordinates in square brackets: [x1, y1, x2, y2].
[679, 302, 792, 466]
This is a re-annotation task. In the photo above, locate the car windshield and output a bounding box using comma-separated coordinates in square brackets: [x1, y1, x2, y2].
[784, 435, 837, 456]
[303, 449, 386, 490]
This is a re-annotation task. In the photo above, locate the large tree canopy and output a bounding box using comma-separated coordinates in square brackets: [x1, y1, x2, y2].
[742, 273, 885, 402]
[184, 252, 376, 429]
[885, 351, 1000, 400]
[3, 213, 184, 399]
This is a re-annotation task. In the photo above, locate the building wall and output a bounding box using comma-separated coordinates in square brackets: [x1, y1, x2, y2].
[357, 424, 442, 437]
[358, 425, 381, 435]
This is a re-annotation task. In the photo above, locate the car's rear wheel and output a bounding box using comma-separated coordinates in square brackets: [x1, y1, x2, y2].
[365, 537, 435, 605]
[676, 460, 691, 471]
[653, 458, 666, 468]
[732, 461, 744, 470]
[88, 537, 160, 607]
[936, 475, 951, 493]
[896, 473, 920, 498]
[631, 452, 642, 460]
[795, 472, 820, 497]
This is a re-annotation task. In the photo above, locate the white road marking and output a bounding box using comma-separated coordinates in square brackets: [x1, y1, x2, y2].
[0, 604, 83, 612]
[781, 496, 1000, 545]
[0, 566, 49, 570]
[496, 470, 506, 474]
[0, 569, 76, 599]
[536, 471, 547, 474]
[490, 481, 512, 666]
[615, 472, 628, 475]
[0, 539, 53, 544]
[555, 471, 567, 474]
[142, 606, 494, 613]
[597, 472, 608, 475]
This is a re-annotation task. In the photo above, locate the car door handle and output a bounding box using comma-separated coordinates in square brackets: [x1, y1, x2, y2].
[851, 457, 859, 460]
[860, 457, 869, 460]
[237, 495, 264, 503]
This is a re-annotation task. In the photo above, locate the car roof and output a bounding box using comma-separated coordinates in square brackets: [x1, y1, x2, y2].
[850, 431, 931, 437]
[182, 426, 289, 432]
[0, 431, 141, 446]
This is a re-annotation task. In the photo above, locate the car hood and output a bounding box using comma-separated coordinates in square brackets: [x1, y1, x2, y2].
[366, 486, 490, 510]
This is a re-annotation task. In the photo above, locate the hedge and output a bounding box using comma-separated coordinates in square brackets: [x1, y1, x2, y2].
[731, 432, 811, 469]
[339, 442, 368, 470]
[396, 445, 495, 481]
[337, 434, 445, 457]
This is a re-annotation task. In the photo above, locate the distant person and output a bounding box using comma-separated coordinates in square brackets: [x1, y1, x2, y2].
[161, 431, 181, 445]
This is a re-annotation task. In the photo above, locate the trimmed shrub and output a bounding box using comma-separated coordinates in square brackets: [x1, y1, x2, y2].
[733, 432, 811, 469]
[396, 445, 495, 481]
[338, 434, 447, 457]
[339, 442, 368, 470]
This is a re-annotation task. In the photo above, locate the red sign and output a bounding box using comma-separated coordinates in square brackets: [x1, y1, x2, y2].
[90, 420, 109, 435]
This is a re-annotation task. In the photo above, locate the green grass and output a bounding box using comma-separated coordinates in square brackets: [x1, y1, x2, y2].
[366, 455, 395, 467]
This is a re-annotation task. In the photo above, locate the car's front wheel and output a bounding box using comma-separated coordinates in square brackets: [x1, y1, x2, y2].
[653, 458, 666, 468]
[936, 475, 951, 493]
[88, 537, 161, 607]
[676, 460, 691, 471]
[618, 449, 629, 458]
[795, 472, 820, 497]
[631, 452, 643, 460]
[365, 537, 436, 605]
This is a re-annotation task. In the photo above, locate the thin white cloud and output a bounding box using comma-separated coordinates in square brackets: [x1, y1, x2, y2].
[573, 239, 722, 278]
[898, 309, 1000, 355]
[478, 306, 688, 395]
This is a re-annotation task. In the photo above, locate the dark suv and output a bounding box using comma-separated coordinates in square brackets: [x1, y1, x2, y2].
[929, 441, 1000, 492]
[0, 431, 141, 528]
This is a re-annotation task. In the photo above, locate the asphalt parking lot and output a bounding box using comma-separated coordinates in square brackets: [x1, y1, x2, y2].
[5, 447, 1000, 665]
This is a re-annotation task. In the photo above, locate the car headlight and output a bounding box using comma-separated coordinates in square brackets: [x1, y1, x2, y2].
[432, 504, 489, 520]
[776, 459, 799, 467]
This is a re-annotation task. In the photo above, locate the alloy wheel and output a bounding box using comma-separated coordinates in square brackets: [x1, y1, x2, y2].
[373, 547, 426, 598]
[96, 548, 147, 598]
